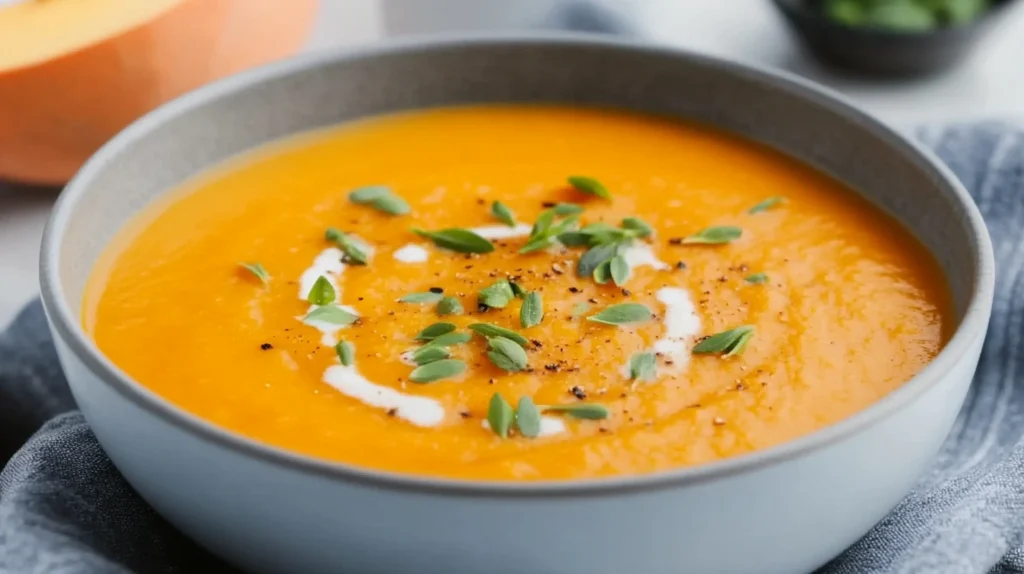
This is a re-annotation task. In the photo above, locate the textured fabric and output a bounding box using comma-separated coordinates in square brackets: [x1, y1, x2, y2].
[0, 303, 235, 574]
[1, 122, 1023, 573]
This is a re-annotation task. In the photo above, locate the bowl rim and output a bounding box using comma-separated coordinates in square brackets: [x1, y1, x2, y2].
[40, 33, 995, 498]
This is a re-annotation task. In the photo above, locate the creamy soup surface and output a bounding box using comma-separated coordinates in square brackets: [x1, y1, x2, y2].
[85, 106, 951, 481]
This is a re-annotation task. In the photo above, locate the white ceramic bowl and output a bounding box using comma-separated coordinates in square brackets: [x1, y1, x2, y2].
[40, 36, 994, 574]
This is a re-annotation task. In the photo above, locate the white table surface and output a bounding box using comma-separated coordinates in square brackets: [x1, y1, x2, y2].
[2, 0, 1023, 328]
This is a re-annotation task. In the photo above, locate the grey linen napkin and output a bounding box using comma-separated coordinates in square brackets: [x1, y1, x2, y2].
[2, 121, 1024, 574]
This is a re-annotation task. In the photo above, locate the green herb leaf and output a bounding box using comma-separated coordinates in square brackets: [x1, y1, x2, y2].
[628, 351, 657, 382]
[491, 201, 516, 227]
[520, 292, 543, 328]
[610, 255, 630, 286]
[486, 336, 529, 372]
[577, 243, 618, 277]
[682, 226, 743, 245]
[487, 393, 515, 438]
[587, 303, 653, 326]
[571, 301, 591, 318]
[348, 185, 392, 204]
[823, 0, 864, 25]
[304, 305, 358, 325]
[412, 345, 450, 365]
[335, 341, 355, 366]
[863, 1, 937, 31]
[582, 224, 634, 247]
[325, 228, 368, 265]
[409, 359, 467, 383]
[437, 296, 464, 316]
[568, 175, 612, 200]
[399, 291, 444, 304]
[519, 211, 557, 254]
[519, 236, 554, 254]
[239, 262, 270, 286]
[349, 185, 411, 215]
[412, 228, 494, 254]
[509, 281, 526, 299]
[593, 260, 612, 285]
[531, 209, 556, 236]
[541, 403, 610, 420]
[551, 215, 581, 235]
[745, 273, 769, 284]
[520, 211, 580, 254]
[621, 217, 654, 238]
[415, 322, 457, 341]
[748, 196, 785, 214]
[568, 221, 642, 287]
[553, 202, 584, 216]
[556, 231, 591, 247]
[421, 332, 472, 349]
[307, 276, 336, 305]
[938, 0, 990, 24]
[468, 323, 530, 347]
[516, 396, 542, 438]
[478, 279, 515, 309]
[692, 325, 755, 357]
[372, 194, 411, 216]
[580, 221, 620, 235]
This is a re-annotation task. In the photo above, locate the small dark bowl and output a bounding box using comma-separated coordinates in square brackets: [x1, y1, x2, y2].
[772, 0, 1018, 76]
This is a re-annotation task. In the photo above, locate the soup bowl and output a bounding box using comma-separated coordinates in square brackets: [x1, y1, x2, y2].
[40, 36, 994, 574]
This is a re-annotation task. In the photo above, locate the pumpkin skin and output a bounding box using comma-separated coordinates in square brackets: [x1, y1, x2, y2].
[0, 0, 315, 185]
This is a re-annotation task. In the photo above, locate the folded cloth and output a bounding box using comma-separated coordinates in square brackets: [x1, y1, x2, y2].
[2, 121, 1023, 574]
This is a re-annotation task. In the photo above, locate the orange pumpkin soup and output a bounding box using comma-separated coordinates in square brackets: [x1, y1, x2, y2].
[85, 106, 951, 481]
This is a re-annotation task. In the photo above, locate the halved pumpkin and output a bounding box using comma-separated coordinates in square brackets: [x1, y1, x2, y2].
[0, 0, 316, 185]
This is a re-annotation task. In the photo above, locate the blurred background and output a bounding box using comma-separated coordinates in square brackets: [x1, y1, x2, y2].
[2, 0, 1023, 326]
